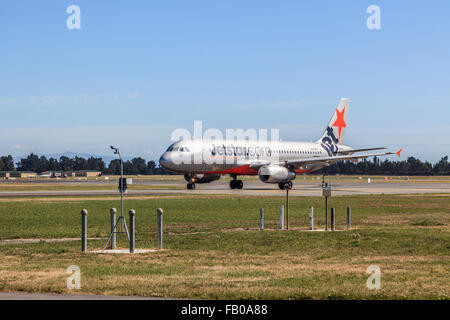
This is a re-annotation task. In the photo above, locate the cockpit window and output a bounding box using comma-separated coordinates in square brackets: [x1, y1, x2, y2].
[166, 143, 176, 152]
[167, 144, 190, 152]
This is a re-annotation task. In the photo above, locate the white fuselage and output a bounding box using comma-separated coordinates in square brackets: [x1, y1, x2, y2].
[159, 139, 352, 175]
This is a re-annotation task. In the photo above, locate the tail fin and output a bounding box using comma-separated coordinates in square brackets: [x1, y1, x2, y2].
[317, 98, 350, 145]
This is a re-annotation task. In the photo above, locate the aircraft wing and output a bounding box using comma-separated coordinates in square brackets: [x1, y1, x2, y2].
[247, 149, 401, 170]
[283, 150, 401, 168]
[337, 147, 387, 155]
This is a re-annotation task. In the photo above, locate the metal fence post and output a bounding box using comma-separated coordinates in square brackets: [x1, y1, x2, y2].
[110, 208, 117, 249]
[280, 205, 284, 230]
[325, 197, 328, 231]
[129, 209, 135, 253]
[157, 208, 163, 250]
[347, 206, 351, 230]
[259, 208, 264, 230]
[309, 206, 314, 230]
[331, 207, 335, 231]
[286, 189, 289, 230]
[81, 209, 87, 252]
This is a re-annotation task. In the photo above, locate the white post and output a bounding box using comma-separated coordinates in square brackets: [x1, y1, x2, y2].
[157, 208, 163, 250]
[110, 208, 116, 249]
[347, 206, 351, 230]
[259, 208, 264, 231]
[280, 205, 284, 230]
[81, 209, 87, 252]
[129, 209, 135, 253]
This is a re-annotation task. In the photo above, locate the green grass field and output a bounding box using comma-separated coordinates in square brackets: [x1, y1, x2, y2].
[0, 193, 449, 299]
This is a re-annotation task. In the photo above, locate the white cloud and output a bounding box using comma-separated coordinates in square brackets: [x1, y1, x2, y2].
[0, 92, 142, 106]
[12, 144, 27, 151]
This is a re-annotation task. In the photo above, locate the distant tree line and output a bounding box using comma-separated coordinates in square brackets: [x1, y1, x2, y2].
[318, 156, 450, 176]
[0, 153, 174, 175]
[0, 153, 449, 176]
[0, 156, 14, 172]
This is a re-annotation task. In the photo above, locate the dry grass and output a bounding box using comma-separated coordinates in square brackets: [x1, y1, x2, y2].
[0, 250, 447, 299]
[0, 193, 448, 299]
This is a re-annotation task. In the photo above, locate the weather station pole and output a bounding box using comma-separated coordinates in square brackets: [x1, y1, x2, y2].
[119, 152, 124, 232]
[103, 146, 130, 250]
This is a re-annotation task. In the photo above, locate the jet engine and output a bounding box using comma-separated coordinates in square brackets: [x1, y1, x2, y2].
[258, 165, 296, 183]
[184, 173, 221, 184]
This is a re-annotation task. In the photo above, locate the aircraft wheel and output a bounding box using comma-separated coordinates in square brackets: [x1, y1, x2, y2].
[229, 180, 237, 189]
[236, 180, 243, 189]
[187, 183, 196, 190]
[284, 181, 293, 190]
[278, 183, 285, 190]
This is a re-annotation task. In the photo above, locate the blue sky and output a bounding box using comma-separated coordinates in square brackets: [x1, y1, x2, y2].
[0, 1, 449, 162]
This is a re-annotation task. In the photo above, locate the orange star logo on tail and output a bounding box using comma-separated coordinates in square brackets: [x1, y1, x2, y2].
[332, 107, 347, 139]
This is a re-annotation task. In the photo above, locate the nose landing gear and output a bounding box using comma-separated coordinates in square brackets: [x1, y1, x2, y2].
[187, 183, 196, 190]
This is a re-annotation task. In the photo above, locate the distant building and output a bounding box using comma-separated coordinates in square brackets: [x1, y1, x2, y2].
[40, 171, 76, 178]
[52, 172, 63, 178]
[39, 171, 53, 178]
[75, 170, 101, 177]
[65, 171, 75, 177]
[0, 171, 12, 178]
[10, 171, 37, 178]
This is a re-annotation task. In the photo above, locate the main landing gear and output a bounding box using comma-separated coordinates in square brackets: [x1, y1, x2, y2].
[187, 183, 196, 190]
[229, 175, 243, 189]
[278, 181, 293, 190]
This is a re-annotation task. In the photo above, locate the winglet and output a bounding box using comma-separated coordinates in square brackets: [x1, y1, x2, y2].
[396, 149, 402, 158]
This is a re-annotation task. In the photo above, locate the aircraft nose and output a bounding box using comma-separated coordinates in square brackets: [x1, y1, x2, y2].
[159, 152, 173, 170]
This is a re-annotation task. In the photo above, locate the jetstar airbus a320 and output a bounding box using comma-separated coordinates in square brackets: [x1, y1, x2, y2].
[159, 98, 401, 190]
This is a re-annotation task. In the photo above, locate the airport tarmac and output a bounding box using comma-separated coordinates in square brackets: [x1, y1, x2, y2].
[0, 180, 449, 197]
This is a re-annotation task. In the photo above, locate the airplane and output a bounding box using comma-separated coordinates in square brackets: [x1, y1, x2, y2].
[159, 98, 402, 190]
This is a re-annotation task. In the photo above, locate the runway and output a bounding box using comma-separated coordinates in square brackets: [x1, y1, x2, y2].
[0, 180, 449, 197]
